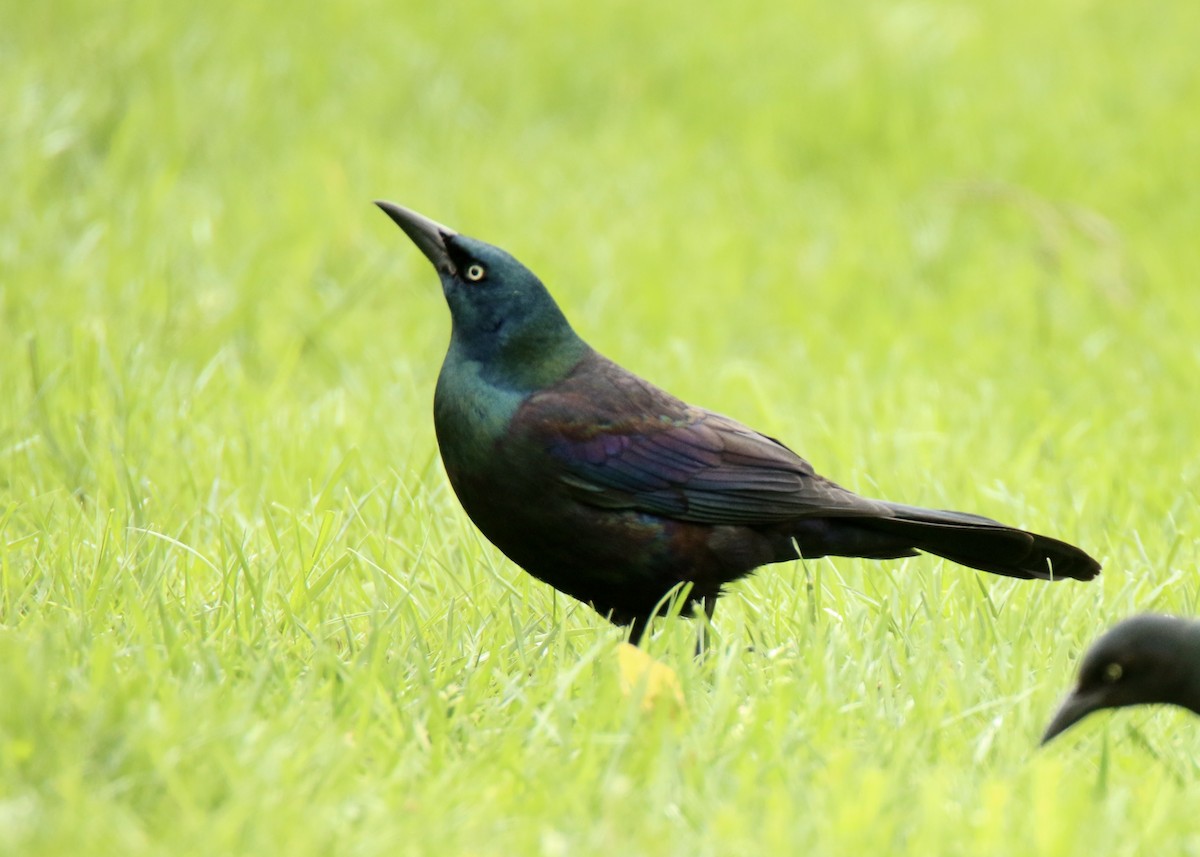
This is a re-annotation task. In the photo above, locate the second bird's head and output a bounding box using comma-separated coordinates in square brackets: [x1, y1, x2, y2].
[1041, 614, 1200, 744]
[375, 201, 581, 369]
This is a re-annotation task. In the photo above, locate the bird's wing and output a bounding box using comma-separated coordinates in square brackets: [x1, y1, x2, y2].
[526, 397, 889, 525]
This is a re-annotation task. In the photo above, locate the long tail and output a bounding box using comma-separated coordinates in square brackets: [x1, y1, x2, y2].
[794, 503, 1101, 581]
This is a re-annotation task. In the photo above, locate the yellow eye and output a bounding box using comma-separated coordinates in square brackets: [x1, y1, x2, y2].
[465, 264, 486, 282]
[1103, 662, 1123, 682]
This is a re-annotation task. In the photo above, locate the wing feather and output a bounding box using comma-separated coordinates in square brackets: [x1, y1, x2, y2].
[541, 408, 887, 524]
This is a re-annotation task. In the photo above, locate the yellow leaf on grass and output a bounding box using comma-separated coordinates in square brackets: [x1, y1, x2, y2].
[617, 642, 686, 715]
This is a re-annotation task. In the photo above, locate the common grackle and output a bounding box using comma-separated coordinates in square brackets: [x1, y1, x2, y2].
[376, 201, 1100, 642]
[1041, 614, 1200, 744]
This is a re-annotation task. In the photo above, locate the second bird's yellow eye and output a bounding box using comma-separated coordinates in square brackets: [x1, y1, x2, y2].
[466, 264, 486, 281]
[1103, 662, 1123, 682]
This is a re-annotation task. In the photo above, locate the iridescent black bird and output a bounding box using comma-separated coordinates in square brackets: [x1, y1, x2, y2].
[1042, 615, 1200, 744]
[376, 201, 1100, 642]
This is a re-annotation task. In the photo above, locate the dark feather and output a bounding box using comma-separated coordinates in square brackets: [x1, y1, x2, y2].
[546, 407, 890, 524]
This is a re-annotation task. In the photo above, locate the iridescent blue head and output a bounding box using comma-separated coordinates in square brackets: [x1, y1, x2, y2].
[376, 201, 585, 379]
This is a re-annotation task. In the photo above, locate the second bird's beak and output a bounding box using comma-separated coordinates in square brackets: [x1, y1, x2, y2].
[1040, 688, 1104, 745]
[375, 200, 459, 276]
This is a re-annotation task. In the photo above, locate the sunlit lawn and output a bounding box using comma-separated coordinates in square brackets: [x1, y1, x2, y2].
[2, 1, 1199, 853]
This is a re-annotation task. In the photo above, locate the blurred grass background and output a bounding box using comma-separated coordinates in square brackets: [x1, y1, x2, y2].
[2, 0, 1199, 854]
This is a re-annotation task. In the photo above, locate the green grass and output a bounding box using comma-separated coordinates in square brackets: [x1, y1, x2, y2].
[3, 0, 1200, 853]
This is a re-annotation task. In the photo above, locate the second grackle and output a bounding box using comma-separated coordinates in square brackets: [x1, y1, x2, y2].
[1042, 615, 1200, 744]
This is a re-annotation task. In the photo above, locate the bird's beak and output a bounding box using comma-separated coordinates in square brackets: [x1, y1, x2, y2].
[1040, 688, 1105, 745]
[375, 201, 459, 276]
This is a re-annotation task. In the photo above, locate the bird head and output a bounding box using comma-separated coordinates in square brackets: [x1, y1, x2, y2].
[375, 201, 584, 383]
[1041, 614, 1200, 744]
